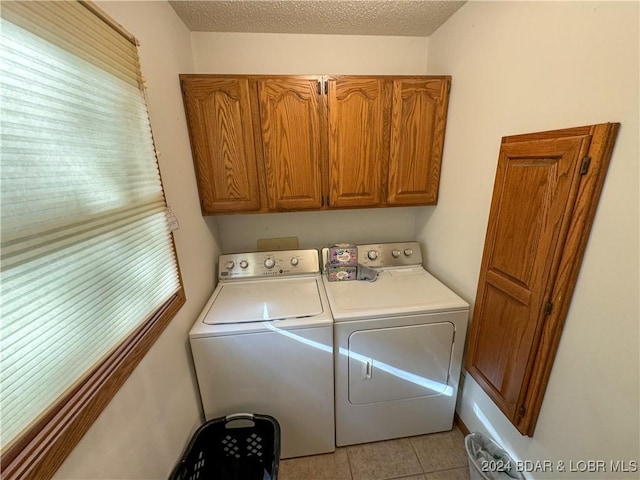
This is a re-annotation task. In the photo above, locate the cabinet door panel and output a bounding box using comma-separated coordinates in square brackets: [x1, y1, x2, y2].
[466, 135, 590, 426]
[388, 78, 449, 205]
[181, 78, 261, 213]
[328, 78, 389, 208]
[258, 79, 323, 211]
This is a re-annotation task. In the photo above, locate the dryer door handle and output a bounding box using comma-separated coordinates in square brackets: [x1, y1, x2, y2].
[362, 358, 373, 380]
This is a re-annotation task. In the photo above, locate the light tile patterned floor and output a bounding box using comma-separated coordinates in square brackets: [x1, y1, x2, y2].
[279, 427, 470, 480]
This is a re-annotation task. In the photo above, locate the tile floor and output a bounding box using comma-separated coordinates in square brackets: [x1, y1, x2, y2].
[278, 427, 470, 480]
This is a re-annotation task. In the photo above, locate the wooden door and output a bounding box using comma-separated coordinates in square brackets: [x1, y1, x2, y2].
[180, 77, 261, 214]
[466, 124, 619, 435]
[327, 77, 390, 208]
[257, 78, 324, 211]
[387, 77, 450, 205]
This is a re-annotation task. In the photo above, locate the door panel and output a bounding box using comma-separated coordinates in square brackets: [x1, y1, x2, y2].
[258, 78, 323, 210]
[181, 78, 261, 213]
[328, 78, 389, 208]
[472, 284, 531, 410]
[467, 134, 591, 422]
[387, 78, 449, 205]
[491, 159, 559, 286]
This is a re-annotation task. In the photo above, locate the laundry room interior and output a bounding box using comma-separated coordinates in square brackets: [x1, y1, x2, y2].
[3, 1, 638, 480]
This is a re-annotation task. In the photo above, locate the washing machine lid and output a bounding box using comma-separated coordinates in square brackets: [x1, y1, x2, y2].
[204, 276, 324, 324]
[323, 267, 469, 320]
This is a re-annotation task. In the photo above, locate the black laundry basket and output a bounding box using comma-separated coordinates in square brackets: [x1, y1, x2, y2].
[169, 413, 281, 480]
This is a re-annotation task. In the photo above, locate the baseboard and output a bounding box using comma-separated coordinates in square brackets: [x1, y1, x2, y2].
[454, 412, 470, 436]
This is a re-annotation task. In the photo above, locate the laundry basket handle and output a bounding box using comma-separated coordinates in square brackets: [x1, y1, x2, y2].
[225, 413, 255, 421]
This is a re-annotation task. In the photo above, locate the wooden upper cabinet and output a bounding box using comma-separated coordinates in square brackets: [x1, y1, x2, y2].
[327, 76, 451, 209]
[257, 78, 324, 211]
[387, 78, 450, 205]
[327, 77, 390, 208]
[180, 76, 261, 214]
[179, 75, 452, 214]
[466, 123, 619, 436]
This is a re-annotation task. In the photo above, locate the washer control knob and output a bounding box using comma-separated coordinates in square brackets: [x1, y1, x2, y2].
[290, 257, 299, 266]
[404, 248, 414, 257]
[367, 250, 379, 260]
[264, 257, 276, 269]
[391, 249, 401, 258]
[239, 260, 249, 269]
[225, 260, 235, 270]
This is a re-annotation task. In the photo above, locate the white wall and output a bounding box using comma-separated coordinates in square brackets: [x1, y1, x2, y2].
[191, 32, 429, 75]
[191, 32, 430, 252]
[217, 207, 423, 253]
[53, 2, 221, 478]
[419, 2, 639, 478]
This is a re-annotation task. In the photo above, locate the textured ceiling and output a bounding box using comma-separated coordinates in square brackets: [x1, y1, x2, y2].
[169, 1, 466, 37]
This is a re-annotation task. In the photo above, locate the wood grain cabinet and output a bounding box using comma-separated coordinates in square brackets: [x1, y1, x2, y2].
[387, 77, 450, 205]
[257, 78, 324, 211]
[180, 77, 262, 214]
[466, 123, 619, 436]
[327, 77, 388, 208]
[180, 74, 451, 214]
[327, 76, 451, 208]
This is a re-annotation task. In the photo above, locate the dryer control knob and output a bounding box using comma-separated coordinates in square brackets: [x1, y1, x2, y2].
[404, 248, 414, 257]
[391, 249, 401, 258]
[264, 257, 276, 269]
[239, 260, 249, 269]
[290, 257, 299, 266]
[225, 260, 235, 270]
[367, 250, 379, 260]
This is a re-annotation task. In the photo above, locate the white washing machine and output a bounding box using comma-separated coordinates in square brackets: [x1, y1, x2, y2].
[189, 249, 335, 459]
[322, 242, 469, 447]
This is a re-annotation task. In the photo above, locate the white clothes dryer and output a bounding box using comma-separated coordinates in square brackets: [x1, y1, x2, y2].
[322, 242, 469, 447]
[190, 249, 334, 459]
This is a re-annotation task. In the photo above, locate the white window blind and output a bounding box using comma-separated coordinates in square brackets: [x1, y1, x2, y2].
[0, 1, 181, 452]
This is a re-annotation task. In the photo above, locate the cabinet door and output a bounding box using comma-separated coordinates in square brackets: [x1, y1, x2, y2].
[257, 78, 324, 211]
[466, 124, 619, 435]
[328, 77, 390, 208]
[180, 77, 261, 214]
[387, 78, 450, 205]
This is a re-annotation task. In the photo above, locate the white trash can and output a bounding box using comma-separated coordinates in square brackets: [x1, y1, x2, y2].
[465, 432, 524, 480]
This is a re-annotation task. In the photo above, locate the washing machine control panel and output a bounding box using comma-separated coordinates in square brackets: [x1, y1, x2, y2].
[357, 242, 423, 268]
[219, 249, 320, 280]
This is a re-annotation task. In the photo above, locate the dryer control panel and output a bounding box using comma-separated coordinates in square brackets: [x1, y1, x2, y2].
[356, 242, 423, 269]
[219, 249, 320, 280]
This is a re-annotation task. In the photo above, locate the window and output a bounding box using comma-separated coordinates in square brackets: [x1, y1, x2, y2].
[0, 2, 185, 478]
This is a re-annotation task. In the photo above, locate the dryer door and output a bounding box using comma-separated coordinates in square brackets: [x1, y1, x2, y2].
[348, 322, 454, 405]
